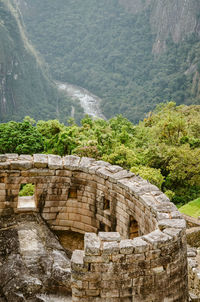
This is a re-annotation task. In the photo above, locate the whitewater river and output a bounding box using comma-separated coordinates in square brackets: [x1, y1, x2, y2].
[56, 81, 106, 119]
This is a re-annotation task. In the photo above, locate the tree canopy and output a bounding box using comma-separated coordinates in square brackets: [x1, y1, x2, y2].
[0, 103, 199, 205]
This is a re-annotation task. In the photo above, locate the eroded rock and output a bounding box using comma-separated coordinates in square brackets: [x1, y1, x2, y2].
[0, 213, 71, 301]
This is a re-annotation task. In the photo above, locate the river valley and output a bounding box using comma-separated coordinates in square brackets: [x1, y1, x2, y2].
[56, 81, 106, 120]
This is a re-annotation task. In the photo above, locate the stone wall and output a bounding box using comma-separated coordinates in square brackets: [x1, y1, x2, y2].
[0, 154, 189, 301]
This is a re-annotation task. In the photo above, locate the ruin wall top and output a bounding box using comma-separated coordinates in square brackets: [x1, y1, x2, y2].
[0, 154, 188, 301]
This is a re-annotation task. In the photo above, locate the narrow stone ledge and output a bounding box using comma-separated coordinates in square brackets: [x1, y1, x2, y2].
[84, 233, 101, 256]
[158, 219, 186, 230]
[48, 154, 63, 169]
[143, 229, 172, 249]
[99, 232, 121, 242]
[10, 160, 32, 170]
[63, 155, 80, 170]
[33, 154, 48, 168]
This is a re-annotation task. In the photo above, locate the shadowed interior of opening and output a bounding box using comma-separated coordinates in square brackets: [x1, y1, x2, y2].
[129, 215, 139, 239]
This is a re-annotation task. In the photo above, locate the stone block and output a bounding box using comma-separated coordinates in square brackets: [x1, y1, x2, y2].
[71, 250, 86, 272]
[5, 153, 18, 160]
[120, 239, 135, 254]
[33, 154, 48, 168]
[143, 230, 172, 249]
[158, 219, 186, 230]
[99, 232, 121, 242]
[84, 233, 101, 255]
[10, 160, 32, 170]
[132, 237, 149, 253]
[0, 162, 10, 170]
[48, 154, 63, 169]
[102, 241, 119, 255]
[19, 155, 32, 161]
[63, 155, 80, 170]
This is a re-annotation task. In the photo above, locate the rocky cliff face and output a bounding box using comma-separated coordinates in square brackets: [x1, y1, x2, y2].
[0, 213, 71, 302]
[11, 0, 200, 122]
[120, 0, 200, 54]
[0, 0, 75, 123]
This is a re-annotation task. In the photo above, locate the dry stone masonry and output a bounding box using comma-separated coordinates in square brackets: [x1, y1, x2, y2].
[0, 154, 188, 301]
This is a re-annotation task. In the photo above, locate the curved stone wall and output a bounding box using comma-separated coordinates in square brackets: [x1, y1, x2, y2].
[0, 154, 188, 301]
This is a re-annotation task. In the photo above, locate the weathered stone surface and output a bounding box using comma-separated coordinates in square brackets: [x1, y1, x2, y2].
[33, 154, 48, 168]
[0, 213, 71, 301]
[10, 160, 32, 170]
[48, 154, 63, 169]
[99, 232, 121, 242]
[63, 156, 80, 170]
[84, 233, 100, 255]
[0, 154, 189, 301]
[158, 218, 186, 230]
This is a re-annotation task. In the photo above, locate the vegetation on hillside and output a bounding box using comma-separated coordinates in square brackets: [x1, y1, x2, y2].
[179, 198, 200, 218]
[0, 103, 199, 205]
[21, 0, 200, 122]
[0, 0, 84, 123]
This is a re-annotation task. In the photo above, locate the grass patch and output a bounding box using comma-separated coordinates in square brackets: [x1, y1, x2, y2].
[179, 197, 200, 218]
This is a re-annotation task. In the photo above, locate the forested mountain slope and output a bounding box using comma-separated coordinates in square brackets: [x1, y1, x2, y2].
[18, 0, 200, 122]
[0, 0, 83, 123]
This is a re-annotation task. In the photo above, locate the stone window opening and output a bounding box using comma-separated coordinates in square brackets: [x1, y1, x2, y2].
[129, 215, 139, 239]
[103, 199, 110, 211]
[68, 187, 77, 199]
[17, 183, 36, 210]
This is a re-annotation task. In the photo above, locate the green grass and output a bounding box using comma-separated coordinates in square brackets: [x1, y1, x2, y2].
[179, 198, 200, 218]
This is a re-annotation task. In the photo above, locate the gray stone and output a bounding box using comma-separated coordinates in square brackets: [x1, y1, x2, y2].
[143, 229, 172, 248]
[119, 239, 135, 254]
[132, 237, 149, 253]
[99, 232, 121, 242]
[158, 219, 186, 230]
[33, 154, 48, 168]
[48, 155, 63, 169]
[10, 160, 32, 170]
[84, 233, 100, 255]
[63, 155, 80, 170]
[102, 241, 119, 255]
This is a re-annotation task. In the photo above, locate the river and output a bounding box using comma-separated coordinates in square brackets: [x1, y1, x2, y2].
[56, 81, 106, 120]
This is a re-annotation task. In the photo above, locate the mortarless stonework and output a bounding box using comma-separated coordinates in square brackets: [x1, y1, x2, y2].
[0, 154, 188, 301]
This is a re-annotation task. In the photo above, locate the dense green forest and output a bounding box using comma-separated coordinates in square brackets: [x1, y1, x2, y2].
[1, 103, 200, 205]
[0, 0, 84, 123]
[20, 0, 200, 122]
